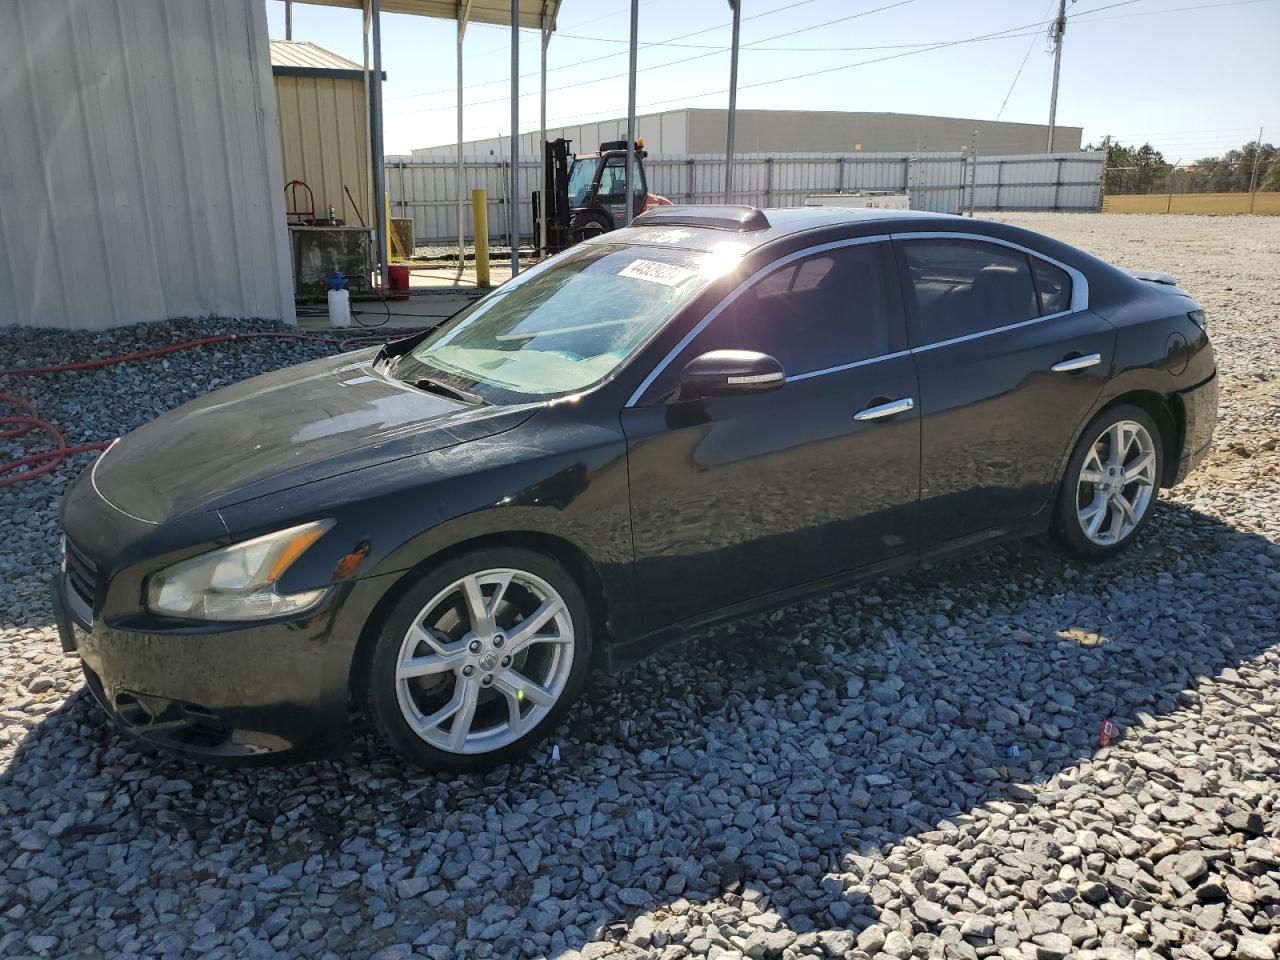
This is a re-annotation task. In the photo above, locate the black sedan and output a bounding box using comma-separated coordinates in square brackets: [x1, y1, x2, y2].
[53, 206, 1217, 769]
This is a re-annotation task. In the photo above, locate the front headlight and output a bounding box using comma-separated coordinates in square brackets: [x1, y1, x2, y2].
[147, 520, 334, 621]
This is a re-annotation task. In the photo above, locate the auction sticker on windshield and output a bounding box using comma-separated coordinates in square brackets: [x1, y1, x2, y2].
[618, 259, 696, 287]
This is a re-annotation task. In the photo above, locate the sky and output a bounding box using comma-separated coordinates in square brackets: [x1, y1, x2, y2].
[266, 0, 1280, 160]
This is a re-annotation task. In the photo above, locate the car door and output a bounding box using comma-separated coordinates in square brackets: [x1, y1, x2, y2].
[620, 238, 920, 631]
[895, 233, 1115, 549]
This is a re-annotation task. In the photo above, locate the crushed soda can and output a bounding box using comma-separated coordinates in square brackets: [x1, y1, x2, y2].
[1003, 745, 1019, 759]
[1098, 718, 1118, 747]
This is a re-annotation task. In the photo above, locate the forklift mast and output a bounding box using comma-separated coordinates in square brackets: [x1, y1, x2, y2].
[538, 138, 574, 257]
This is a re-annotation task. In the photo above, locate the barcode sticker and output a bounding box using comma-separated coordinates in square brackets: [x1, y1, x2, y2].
[617, 259, 695, 287]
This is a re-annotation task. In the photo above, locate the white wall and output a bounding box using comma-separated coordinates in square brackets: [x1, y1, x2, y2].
[387, 151, 1105, 243]
[0, 0, 294, 330]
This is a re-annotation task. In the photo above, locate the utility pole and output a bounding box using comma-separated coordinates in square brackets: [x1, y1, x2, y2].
[967, 129, 979, 217]
[1247, 126, 1265, 194]
[1046, 0, 1066, 153]
[1248, 126, 1265, 213]
[285, 1, 293, 40]
[725, 0, 741, 204]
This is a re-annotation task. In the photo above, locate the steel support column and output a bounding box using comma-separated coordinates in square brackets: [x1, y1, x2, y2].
[539, 10, 551, 256]
[724, 0, 741, 204]
[456, 2, 470, 270]
[624, 0, 638, 226]
[510, 0, 520, 275]
[369, 0, 388, 288]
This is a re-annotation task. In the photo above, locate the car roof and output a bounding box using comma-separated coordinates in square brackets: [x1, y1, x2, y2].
[606, 205, 968, 254]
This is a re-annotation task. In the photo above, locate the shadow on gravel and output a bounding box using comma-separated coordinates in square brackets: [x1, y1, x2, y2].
[3, 500, 1277, 959]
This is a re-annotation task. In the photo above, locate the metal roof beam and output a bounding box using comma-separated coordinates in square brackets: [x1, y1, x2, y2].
[289, 0, 559, 32]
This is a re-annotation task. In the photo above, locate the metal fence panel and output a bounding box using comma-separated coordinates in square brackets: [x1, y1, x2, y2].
[387, 151, 1104, 244]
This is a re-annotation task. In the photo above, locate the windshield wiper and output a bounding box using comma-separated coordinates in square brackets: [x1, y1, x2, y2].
[409, 376, 484, 406]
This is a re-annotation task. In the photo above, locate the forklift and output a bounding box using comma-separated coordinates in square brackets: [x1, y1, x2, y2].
[535, 138, 671, 256]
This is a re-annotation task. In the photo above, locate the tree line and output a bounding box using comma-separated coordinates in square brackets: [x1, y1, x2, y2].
[1087, 137, 1279, 195]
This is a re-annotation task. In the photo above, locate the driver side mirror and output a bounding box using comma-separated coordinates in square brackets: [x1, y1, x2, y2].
[676, 350, 785, 401]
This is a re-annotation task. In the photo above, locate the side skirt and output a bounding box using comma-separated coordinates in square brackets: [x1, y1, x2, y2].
[603, 515, 1048, 673]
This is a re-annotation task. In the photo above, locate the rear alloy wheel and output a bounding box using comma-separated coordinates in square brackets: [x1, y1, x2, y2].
[366, 548, 591, 769]
[1054, 405, 1164, 559]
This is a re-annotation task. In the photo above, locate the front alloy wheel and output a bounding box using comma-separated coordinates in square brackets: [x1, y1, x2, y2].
[395, 568, 574, 754]
[366, 548, 591, 769]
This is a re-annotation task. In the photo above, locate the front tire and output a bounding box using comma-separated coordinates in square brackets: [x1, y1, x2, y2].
[365, 547, 592, 771]
[569, 212, 610, 245]
[1053, 405, 1164, 560]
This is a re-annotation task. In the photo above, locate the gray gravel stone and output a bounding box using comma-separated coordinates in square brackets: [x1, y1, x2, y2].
[2, 217, 1280, 960]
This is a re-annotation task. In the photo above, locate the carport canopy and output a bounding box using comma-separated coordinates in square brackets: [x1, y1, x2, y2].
[291, 0, 558, 30]
[290, 0, 564, 277]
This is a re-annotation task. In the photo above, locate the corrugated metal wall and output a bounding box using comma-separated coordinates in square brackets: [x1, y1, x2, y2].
[275, 74, 371, 227]
[0, 0, 294, 330]
[387, 157, 543, 245]
[387, 151, 1104, 244]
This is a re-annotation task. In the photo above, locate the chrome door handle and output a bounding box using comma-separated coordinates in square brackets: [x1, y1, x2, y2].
[1051, 353, 1101, 373]
[854, 397, 914, 421]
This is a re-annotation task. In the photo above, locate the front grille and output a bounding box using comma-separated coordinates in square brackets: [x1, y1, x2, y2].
[65, 538, 99, 609]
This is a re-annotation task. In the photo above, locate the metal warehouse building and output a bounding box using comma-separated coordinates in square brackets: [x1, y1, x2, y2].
[0, 0, 544, 331]
[412, 108, 1083, 159]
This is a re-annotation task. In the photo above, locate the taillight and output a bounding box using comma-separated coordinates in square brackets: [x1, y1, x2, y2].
[1188, 309, 1207, 330]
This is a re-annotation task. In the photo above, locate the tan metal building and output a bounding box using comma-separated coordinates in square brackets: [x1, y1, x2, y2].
[270, 41, 374, 228]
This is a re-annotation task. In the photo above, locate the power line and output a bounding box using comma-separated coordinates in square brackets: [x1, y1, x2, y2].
[996, 0, 1058, 121]
[459, 0, 662, 61]
[387, 0, 823, 101]
[388, 0, 918, 116]
[530, 0, 1254, 132]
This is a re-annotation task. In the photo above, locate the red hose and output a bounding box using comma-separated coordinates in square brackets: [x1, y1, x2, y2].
[0, 329, 419, 488]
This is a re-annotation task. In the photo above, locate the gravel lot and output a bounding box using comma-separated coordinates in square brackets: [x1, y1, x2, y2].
[2, 214, 1278, 960]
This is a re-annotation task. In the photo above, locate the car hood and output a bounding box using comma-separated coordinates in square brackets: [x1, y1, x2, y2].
[90, 349, 537, 523]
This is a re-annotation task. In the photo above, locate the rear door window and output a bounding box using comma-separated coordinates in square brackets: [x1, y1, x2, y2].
[901, 238, 1040, 345]
[1032, 257, 1073, 315]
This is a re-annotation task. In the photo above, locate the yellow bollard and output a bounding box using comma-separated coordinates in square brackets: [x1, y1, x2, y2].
[471, 188, 490, 288]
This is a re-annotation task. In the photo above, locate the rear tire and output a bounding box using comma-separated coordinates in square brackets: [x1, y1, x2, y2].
[365, 547, 592, 771]
[1053, 404, 1164, 561]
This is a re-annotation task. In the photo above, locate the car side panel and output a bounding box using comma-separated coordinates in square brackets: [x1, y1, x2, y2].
[909, 307, 1116, 547]
[1071, 289, 1216, 483]
[215, 406, 638, 641]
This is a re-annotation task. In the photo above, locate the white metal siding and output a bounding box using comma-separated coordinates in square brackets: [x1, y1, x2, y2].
[0, 0, 293, 330]
[387, 151, 1103, 243]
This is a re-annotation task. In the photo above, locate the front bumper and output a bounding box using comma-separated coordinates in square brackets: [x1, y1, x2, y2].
[1170, 372, 1218, 485]
[51, 571, 397, 765]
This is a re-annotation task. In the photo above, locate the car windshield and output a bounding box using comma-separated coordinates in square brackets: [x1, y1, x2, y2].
[567, 157, 596, 207]
[398, 243, 734, 401]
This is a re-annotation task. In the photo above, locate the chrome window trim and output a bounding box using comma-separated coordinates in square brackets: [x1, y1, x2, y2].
[786, 350, 912, 383]
[624, 234, 893, 407]
[622, 229, 1091, 408]
[909, 308, 1076, 353]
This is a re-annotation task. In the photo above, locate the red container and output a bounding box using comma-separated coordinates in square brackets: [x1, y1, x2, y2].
[387, 264, 410, 293]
